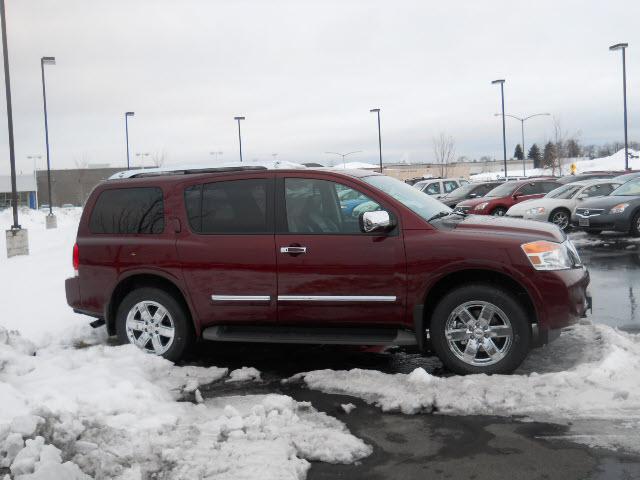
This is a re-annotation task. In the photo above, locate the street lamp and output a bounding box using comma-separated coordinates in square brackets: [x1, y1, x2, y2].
[370, 108, 383, 173]
[41, 56, 56, 227]
[1, 0, 29, 258]
[234, 116, 245, 162]
[135, 152, 150, 167]
[125, 112, 135, 169]
[324, 151, 362, 168]
[494, 113, 550, 175]
[209, 151, 223, 161]
[491, 79, 508, 178]
[610, 43, 630, 171]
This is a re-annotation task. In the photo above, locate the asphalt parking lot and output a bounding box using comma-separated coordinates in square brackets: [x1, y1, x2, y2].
[190, 232, 640, 480]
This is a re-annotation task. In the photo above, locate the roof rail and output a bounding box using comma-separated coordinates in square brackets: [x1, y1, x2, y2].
[109, 165, 268, 180]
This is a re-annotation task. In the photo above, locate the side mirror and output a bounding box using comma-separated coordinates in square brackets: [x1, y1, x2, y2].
[577, 193, 587, 200]
[360, 210, 393, 233]
[468, 192, 478, 198]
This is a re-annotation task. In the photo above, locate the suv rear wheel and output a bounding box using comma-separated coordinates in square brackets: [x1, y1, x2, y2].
[116, 287, 193, 362]
[491, 207, 507, 216]
[430, 284, 531, 374]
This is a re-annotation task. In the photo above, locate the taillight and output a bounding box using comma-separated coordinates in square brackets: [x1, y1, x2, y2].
[73, 243, 79, 271]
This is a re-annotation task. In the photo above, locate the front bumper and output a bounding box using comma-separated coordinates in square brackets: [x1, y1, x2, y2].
[571, 211, 632, 232]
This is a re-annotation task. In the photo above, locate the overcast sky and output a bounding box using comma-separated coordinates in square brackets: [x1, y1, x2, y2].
[0, 0, 638, 174]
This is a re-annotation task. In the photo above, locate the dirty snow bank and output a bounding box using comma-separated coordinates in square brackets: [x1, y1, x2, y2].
[0, 326, 370, 479]
[292, 324, 640, 442]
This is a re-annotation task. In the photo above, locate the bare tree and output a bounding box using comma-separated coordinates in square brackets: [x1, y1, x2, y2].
[432, 133, 456, 177]
[151, 150, 167, 167]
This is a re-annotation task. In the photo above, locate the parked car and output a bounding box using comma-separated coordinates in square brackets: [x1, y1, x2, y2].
[556, 172, 616, 184]
[572, 178, 640, 236]
[61, 203, 75, 209]
[413, 178, 469, 199]
[439, 181, 503, 208]
[66, 166, 590, 375]
[505, 179, 621, 231]
[455, 179, 560, 216]
[612, 171, 640, 184]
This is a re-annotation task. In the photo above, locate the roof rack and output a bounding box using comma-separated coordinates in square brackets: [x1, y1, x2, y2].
[109, 165, 268, 180]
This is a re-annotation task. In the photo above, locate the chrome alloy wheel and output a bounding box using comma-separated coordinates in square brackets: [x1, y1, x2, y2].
[126, 301, 175, 355]
[444, 301, 513, 366]
[551, 211, 569, 230]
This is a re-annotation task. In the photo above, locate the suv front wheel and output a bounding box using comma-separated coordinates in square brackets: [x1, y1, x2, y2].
[116, 287, 193, 362]
[430, 284, 531, 374]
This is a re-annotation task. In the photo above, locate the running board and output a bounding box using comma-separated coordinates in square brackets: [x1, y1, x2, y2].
[202, 325, 417, 346]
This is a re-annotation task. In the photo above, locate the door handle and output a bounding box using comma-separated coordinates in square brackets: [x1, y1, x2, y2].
[280, 246, 307, 254]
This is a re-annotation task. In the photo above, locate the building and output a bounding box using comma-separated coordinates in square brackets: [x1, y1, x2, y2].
[382, 158, 535, 181]
[0, 174, 37, 209]
[35, 167, 123, 207]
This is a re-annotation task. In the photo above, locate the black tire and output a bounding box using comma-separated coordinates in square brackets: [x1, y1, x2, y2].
[630, 210, 640, 237]
[491, 207, 507, 216]
[116, 287, 194, 362]
[429, 284, 531, 375]
[549, 208, 571, 231]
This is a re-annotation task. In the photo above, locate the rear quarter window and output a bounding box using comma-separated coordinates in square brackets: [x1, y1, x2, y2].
[89, 187, 164, 234]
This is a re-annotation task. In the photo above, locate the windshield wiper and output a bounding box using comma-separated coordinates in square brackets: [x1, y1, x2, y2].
[428, 210, 468, 222]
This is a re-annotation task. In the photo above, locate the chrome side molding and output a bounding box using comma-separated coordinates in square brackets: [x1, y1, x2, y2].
[277, 295, 396, 302]
[211, 295, 271, 302]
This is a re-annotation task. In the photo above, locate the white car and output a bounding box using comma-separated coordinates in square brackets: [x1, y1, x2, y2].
[413, 178, 469, 199]
[505, 179, 621, 231]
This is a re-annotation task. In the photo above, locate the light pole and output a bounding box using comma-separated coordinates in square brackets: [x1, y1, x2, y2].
[27, 155, 42, 209]
[209, 151, 223, 161]
[610, 43, 630, 171]
[491, 79, 508, 178]
[234, 116, 245, 162]
[370, 108, 383, 172]
[40, 56, 56, 227]
[494, 113, 550, 175]
[125, 112, 135, 169]
[324, 151, 362, 168]
[135, 152, 150, 167]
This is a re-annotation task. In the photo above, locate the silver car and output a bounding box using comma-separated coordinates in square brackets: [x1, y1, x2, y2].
[505, 179, 621, 231]
[413, 178, 469, 199]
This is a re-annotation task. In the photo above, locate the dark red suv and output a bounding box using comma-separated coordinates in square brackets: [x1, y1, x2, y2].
[455, 179, 560, 216]
[65, 167, 590, 374]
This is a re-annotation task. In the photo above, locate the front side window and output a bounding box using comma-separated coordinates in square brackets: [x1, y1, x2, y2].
[443, 181, 458, 193]
[284, 178, 380, 234]
[89, 187, 164, 234]
[423, 182, 441, 195]
[582, 183, 618, 197]
[185, 179, 269, 234]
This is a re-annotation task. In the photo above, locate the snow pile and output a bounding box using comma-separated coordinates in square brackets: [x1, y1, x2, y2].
[0, 325, 369, 479]
[226, 366, 262, 383]
[292, 324, 640, 422]
[470, 148, 639, 181]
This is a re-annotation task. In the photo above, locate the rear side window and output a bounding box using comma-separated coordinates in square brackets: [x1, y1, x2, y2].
[185, 179, 270, 234]
[443, 181, 458, 193]
[89, 187, 164, 234]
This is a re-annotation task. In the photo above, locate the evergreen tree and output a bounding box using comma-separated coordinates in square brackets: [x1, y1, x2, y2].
[527, 143, 542, 168]
[566, 139, 581, 158]
[543, 141, 557, 169]
[514, 144, 524, 160]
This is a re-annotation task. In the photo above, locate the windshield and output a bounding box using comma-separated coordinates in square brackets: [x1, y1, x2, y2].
[444, 183, 475, 197]
[363, 175, 450, 222]
[484, 181, 517, 197]
[613, 172, 640, 184]
[611, 179, 640, 196]
[545, 184, 582, 199]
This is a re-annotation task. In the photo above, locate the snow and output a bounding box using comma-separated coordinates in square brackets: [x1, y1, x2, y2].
[470, 148, 639, 181]
[291, 323, 640, 452]
[0, 208, 370, 479]
[227, 367, 262, 383]
[330, 161, 379, 170]
[341, 403, 356, 414]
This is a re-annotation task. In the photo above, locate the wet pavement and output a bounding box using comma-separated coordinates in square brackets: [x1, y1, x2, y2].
[187, 231, 640, 479]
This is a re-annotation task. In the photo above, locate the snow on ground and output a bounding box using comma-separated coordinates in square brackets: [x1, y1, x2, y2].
[0, 208, 370, 479]
[470, 148, 639, 181]
[226, 367, 262, 383]
[291, 322, 640, 452]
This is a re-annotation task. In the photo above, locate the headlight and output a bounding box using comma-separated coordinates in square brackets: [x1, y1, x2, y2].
[610, 203, 629, 214]
[474, 202, 489, 211]
[526, 207, 545, 216]
[521, 240, 581, 271]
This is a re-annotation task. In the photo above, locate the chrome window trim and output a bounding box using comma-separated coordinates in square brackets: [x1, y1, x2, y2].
[277, 295, 397, 302]
[211, 295, 271, 302]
